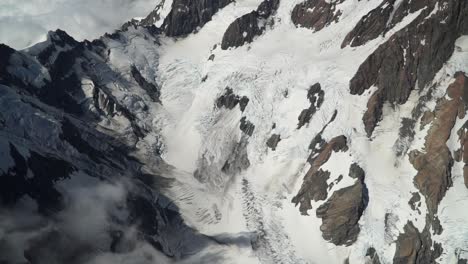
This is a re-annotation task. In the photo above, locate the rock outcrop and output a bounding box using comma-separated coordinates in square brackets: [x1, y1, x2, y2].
[292, 135, 348, 214]
[410, 73, 468, 215]
[240, 117, 255, 136]
[297, 83, 325, 129]
[341, 0, 395, 48]
[266, 134, 281, 150]
[291, 0, 344, 31]
[162, 0, 232, 37]
[221, 0, 279, 49]
[393, 221, 442, 264]
[350, 0, 468, 136]
[130, 65, 161, 102]
[455, 120, 468, 188]
[216, 87, 249, 111]
[365, 247, 382, 264]
[315, 164, 368, 246]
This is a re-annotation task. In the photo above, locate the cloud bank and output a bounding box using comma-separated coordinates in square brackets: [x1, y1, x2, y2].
[0, 0, 157, 49]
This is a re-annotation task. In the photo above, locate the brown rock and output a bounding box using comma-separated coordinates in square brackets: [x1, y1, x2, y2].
[292, 169, 330, 214]
[161, 0, 232, 37]
[315, 175, 368, 246]
[293, 135, 348, 214]
[363, 90, 384, 137]
[291, 0, 344, 31]
[221, 0, 279, 49]
[411, 73, 467, 215]
[393, 220, 443, 264]
[350, 0, 468, 136]
[420, 111, 435, 130]
[341, 0, 395, 48]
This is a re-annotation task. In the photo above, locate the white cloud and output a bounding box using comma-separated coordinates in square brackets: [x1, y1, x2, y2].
[0, 0, 158, 50]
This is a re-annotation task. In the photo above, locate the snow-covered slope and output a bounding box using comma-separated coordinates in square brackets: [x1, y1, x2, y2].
[1, 0, 468, 263]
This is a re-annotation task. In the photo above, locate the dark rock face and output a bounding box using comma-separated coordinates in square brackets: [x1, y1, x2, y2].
[341, 0, 395, 48]
[291, 0, 344, 31]
[221, 0, 279, 49]
[217, 88, 240, 109]
[297, 108, 315, 129]
[240, 117, 255, 136]
[348, 163, 364, 180]
[162, 0, 232, 37]
[408, 192, 421, 213]
[216, 87, 249, 111]
[130, 65, 161, 102]
[315, 169, 368, 246]
[350, 0, 468, 136]
[266, 134, 281, 150]
[0, 27, 215, 263]
[0, 143, 74, 214]
[293, 169, 330, 214]
[393, 221, 442, 264]
[239, 96, 249, 112]
[292, 135, 348, 214]
[297, 83, 325, 129]
[366, 247, 381, 264]
[221, 12, 263, 50]
[0, 44, 15, 80]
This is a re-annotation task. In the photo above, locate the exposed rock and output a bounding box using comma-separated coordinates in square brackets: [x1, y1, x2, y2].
[297, 83, 325, 129]
[221, 12, 263, 50]
[315, 169, 368, 246]
[0, 44, 15, 80]
[341, 0, 395, 48]
[393, 221, 442, 264]
[297, 108, 315, 129]
[139, 0, 165, 26]
[307, 83, 324, 105]
[410, 73, 467, 215]
[456, 119, 468, 188]
[420, 111, 435, 130]
[162, 0, 232, 37]
[293, 135, 348, 214]
[266, 134, 281, 150]
[0, 143, 74, 215]
[291, 169, 330, 214]
[350, 1, 468, 136]
[130, 65, 160, 102]
[216, 87, 249, 111]
[239, 96, 249, 112]
[408, 192, 421, 213]
[349, 163, 365, 181]
[240, 117, 255, 136]
[221, 0, 279, 49]
[362, 89, 384, 138]
[328, 174, 343, 191]
[291, 0, 344, 31]
[216, 87, 240, 109]
[366, 247, 381, 264]
[308, 110, 337, 152]
[309, 133, 326, 152]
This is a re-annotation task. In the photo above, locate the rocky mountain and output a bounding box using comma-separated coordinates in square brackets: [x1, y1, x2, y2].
[1, 0, 468, 263]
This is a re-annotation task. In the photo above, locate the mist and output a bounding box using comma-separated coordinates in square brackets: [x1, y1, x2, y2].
[0, 0, 157, 49]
